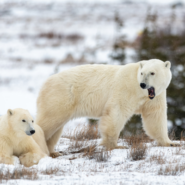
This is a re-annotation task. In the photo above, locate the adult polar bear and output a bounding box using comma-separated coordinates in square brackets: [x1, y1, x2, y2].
[36, 59, 179, 155]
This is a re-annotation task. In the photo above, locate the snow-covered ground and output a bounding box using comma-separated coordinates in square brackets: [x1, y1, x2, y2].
[0, 0, 185, 184]
[0, 137, 185, 185]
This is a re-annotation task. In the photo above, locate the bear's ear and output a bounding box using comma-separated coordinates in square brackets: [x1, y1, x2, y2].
[165, 61, 171, 69]
[140, 62, 143, 68]
[7, 109, 13, 116]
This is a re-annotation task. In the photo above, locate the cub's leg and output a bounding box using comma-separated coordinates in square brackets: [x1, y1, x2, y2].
[0, 139, 18, 165]
[99, 106, 130, 150]
[19, 138, 47, 167]
[0, 154, 18, 165]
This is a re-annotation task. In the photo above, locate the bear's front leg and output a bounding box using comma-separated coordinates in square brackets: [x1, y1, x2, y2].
[99, 106, 130, 150]
[19, 152, 46, 167]
[141, 92, 180, 147]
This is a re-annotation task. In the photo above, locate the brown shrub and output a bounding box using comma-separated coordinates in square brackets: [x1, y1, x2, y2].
[127, 141, 148, 161]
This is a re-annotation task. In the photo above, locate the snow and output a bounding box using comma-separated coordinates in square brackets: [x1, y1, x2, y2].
[0, 139, 185, 185]
[0, 0, 185, 184]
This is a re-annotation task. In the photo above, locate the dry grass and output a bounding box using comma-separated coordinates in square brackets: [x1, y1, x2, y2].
[169, 130, 176, 141]
[149, 152, 166, 165]
[124, 132, 153, 146]
[41, 166, 60, 175]
[158, 164, 185, 176]
[62, 125, 111, 162]
[67, 139, 88, 152]
[127, 138, 148, 161]
[0, 166, 38, 183]
[63, 124, 100, 141]
[92, 149, 111, 162]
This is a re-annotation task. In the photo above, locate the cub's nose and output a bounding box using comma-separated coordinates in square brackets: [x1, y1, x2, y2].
[30, 130, 35, 135]
[140, 83, 146, 89]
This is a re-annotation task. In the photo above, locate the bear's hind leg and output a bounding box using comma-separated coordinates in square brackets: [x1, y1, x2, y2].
[47, 127, 64, 158]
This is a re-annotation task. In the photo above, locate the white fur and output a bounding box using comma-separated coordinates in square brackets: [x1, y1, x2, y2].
[36, 59, 178, 152]
[0, 108, 48, 167]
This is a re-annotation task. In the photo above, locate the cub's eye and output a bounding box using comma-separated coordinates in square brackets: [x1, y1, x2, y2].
[141, 73, 143, 75]
[151, 72, 155, 75]
[32, 120, 34, 123]
[22, 120, 26, 122]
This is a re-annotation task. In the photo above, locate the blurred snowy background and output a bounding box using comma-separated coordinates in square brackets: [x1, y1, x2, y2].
[0, 0, 185, 136]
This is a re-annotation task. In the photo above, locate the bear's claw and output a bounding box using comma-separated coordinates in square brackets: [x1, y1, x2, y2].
[170, 143, 181, 147]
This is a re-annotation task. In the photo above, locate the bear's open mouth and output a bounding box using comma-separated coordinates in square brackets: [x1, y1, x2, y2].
[148, 87, 155, 99]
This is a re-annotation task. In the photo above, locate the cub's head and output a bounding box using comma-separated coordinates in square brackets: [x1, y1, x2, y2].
[137, 59, 172, 99]
[7, 108, 35, 136]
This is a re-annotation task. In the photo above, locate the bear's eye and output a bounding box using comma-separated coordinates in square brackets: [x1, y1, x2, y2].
[151, 72, 155, 75]
[141, 73, 143, 75]
[22, 120, 26, 122]
[32, 120, 34, 123]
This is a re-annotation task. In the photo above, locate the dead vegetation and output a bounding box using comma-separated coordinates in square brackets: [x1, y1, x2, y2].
[63, 124, 100, 141]
[158, 164, 185, 176]
[149, 152, 166, 165]
[124, 132, 153, 146]
[126, 134, 149, 161]
[0, 166, 38, 183]
[20, 32, 83, 42]
[0, 165, 63, 183]
[62, 125, 110, 162]
[41, 166, 60, 175]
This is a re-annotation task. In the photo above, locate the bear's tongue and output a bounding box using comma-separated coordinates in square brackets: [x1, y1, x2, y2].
[148, 87, 155, 99]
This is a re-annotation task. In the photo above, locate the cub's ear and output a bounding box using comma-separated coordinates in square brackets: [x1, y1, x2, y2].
[140, 62, 143, 69]
[165, 61, 171, 69]
[7, 109, 13, 116]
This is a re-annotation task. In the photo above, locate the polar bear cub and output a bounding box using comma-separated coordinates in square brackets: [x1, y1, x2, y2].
[0, 108, 47, 167]
[35, 59, 179, 155]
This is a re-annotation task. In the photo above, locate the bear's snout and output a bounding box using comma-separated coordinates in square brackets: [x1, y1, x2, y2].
[140, 83, 146, 89]
[30, 130, 35, 135]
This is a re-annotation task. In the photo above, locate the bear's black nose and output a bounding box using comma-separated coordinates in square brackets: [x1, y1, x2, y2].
[140, 83, 146, 89]
[30, 130, 35, 135]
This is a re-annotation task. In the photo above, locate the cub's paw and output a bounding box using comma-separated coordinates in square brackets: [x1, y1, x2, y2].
[19, 153, 44, 167]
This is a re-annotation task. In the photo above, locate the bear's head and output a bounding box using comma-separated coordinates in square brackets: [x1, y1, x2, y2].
[7, 108, 35, 136]
[137, 59, 172, 99]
